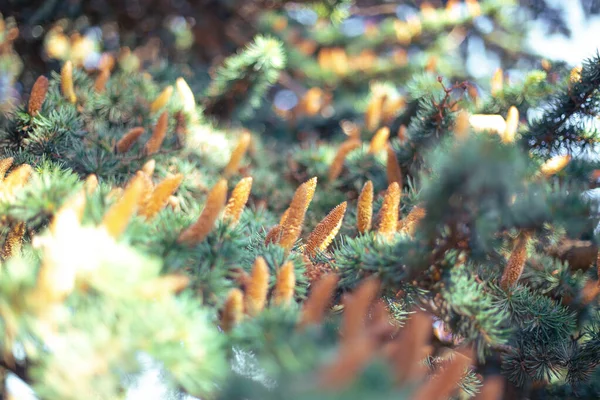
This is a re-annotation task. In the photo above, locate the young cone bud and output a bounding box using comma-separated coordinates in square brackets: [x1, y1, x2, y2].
[1, 222, 25, 260]
[279, 184, 310, 250]
[502, 106, 519, 143]
[224, 132, 251, 177]
[399, 205, 426, 236]
[411, 348, 473, 400]
[397, 124, 408, 143]
[142, 159, 156, 176]
[94, 68, 110, 93]
[386, 144, 402, 187]
[469, 114, 506, 135]
[178, 179, 228, 245]
[304, 202, 347, 256]
[329, 139, 361, 181]
[101, 175, 146, 238]
[176, 77, 197, 121]
[84, 174, 99, 194]
[0, 157, 14, 181]
[279, 208, 290, 226]
[61, 60, 77, 104]
[569, 66, 582, 89]
[466, 0, 481, 16]
[540, 155, 571, 177]
[28, 76, 49, 116]
[340, 278, 380, 344]
[357, 181, 374, 233]
[35, 212, 78, 303]
[377, 182, 401, 238]
[500, 232, 531, 290]
[150, 85, 173, 113]
[368, 127, 390, 154]
[298, 87, 324, 116]
[598, 250, 600, 288]
[265, 225, 283, 245]
[223, 177, 253, 224]
[137, 275, 190, 300]
[272, 262, 296, 306]
[298, 273, 339, 329]
[279, 177, 318, 227]
[167, 195, 180, 212]
[2, 164, 33, 196]
[474, 376, 504, 400]
[318, 335, 377, 390]
[140, 174, 184, 219]
[50, 189, 87, 233]
[116, 127, 145, 153]
[388, 311, 432, 383]
[107, 187, 123, 201]
[221, 288, 244, 332]
[279, 177, 317, 226]
[491, 68, 503, 96]
[454, 110, 470, 140]
[245, 256, 270, 317]
[134, 171, 154, 211]
[144, 112, 169, 156]
[365, 95, 384, 131]
[582, 280, 600, 304]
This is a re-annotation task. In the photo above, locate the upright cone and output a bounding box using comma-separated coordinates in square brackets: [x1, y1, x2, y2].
[178, 179, 228, 245]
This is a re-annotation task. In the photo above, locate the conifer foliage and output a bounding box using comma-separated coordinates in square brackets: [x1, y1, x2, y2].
[1, 1, 600, 399]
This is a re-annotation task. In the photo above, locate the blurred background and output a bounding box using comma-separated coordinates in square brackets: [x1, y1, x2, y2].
[3, 0, 600, 90]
